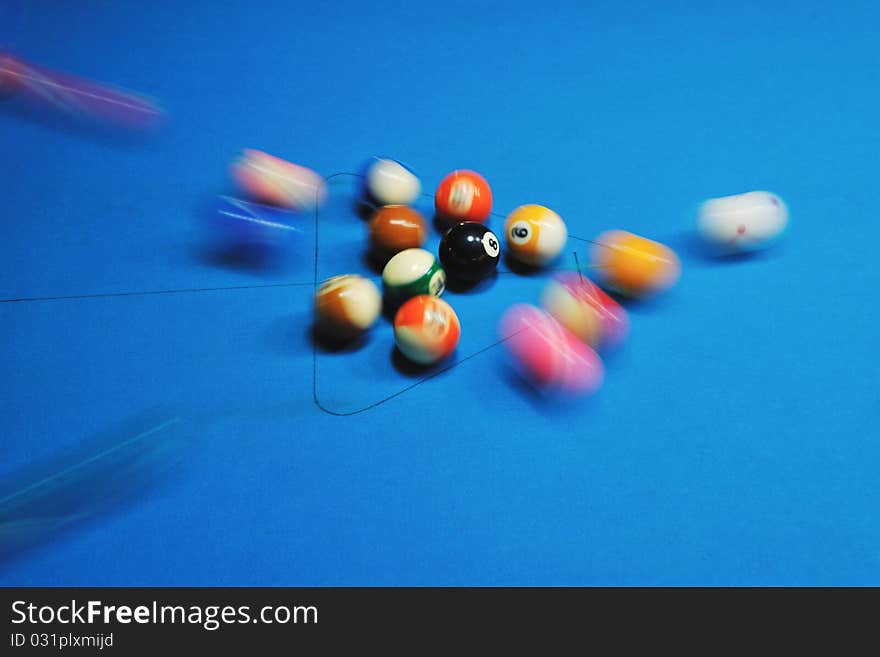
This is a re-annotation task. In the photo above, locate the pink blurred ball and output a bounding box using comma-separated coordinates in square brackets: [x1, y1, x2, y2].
[231, 149, 326, 210]
[498, 304, 604, 395]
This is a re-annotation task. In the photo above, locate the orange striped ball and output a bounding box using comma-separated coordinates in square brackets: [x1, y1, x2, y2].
[434, 170, 493, 224]
[393, 295, 460, 365]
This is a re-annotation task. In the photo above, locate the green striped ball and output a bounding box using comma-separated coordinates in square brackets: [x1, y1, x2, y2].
[382, 248, 446, 307]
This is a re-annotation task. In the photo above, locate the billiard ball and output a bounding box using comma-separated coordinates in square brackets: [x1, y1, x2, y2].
[393, 295, 460, 365]
[541, 273, 629, 348]
[382, 248, 446, 308]
[363, 158, 421, 206]
[504, 204, 568, 267]
[314, 274, 381, 340]
[369, 205, 428, 256]
[697, 190, 788, 253]
[434, 170, 492, 223]
[590, 230, 680, 297]
[231, 149, 326, 210]
[438, 222, 501, 284]
[498, 304, 603, 395]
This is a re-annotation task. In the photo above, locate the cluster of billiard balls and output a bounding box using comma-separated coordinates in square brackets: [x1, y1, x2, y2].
[315, 158, 575, 367]
[229, 151, 790, 392]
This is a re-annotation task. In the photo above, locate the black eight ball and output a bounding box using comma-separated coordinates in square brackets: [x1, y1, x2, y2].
[438, 221, 501, 283]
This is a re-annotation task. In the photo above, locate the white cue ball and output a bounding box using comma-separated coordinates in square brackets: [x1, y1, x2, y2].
[697, 191, 788, 253]
[365, 158, 421, 206]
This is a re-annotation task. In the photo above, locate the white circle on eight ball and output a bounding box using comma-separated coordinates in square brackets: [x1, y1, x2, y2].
[482, 231, 501, 258]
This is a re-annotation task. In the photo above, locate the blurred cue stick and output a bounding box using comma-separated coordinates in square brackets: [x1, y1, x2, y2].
[0, 411, 185, 564]
[0, 50, 164, 129]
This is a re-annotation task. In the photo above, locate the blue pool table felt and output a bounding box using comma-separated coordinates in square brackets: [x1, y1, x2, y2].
[1, 0, 879, 585]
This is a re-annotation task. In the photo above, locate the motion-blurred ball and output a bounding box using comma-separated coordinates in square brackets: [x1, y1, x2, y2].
[498, 304, 604, 395]
[591, 230, 680, 298]
[541, 273, 629, 348]
[231, 149, 326, 210]
[697, 191, 788, 253]
[209, 195, 303, 260]
[363, 158, 421, 206]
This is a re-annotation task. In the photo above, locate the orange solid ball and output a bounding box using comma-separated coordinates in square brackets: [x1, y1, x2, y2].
[434, 170, 492, 223]
[369, 205, 428, 255]
[591, 230, 681, 297]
